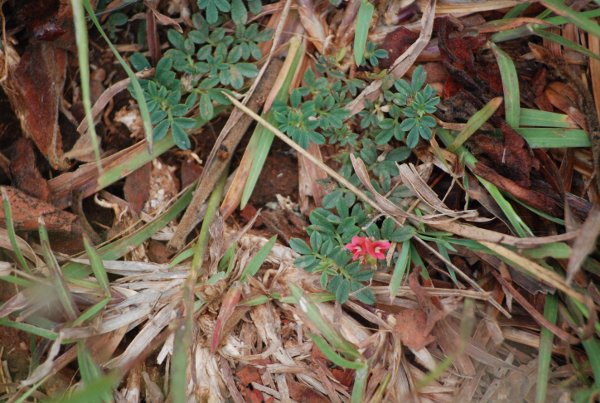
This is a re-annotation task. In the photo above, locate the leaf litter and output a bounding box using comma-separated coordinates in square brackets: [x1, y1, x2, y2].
[0, 0, 599, 402]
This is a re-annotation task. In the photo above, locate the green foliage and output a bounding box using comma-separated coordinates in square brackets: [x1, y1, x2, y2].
[361, 41, 389, 67]
[274, 63, 439, 151]
[276, 56, 433, 305]
[129, 6, 271, 149]
[105, 12, 128, 41]
[290, 195, 415, 304]
[134, 57, 197, 149]
[383, 65, 440, 147]
[197, 0, 262, 25]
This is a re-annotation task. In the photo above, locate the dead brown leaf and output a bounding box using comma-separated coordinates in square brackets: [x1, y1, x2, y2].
[5, 42, 68, 169]
[394, 272, 445, 350]
[10, 137, 50, 201]
[0, 186, 80, 233]
[123, 163, 151, 215]
[566, 206, 600, 285]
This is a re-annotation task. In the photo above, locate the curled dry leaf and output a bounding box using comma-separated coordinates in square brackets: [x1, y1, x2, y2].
[545, 83, 588, 131]
[398, 163, 479, 220]
[211, 283, 242, 353]
[296, 0, 329, 54]
[3, 41, 68, 169]
[566, 206, 600, 285]
[0, 186, 80, 233]
[0, 227, 42, 266]
[471, 122, 537, 188]
[379, 27, 420, 70]
[394, 272, 445, 350]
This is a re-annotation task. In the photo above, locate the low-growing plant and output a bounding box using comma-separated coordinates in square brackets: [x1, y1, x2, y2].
[128, 1, 271, 149]
[282, 61, 439, 304]
[105, 12, 128, 41]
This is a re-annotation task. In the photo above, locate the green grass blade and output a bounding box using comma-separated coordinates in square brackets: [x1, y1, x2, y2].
[241, 235, 276, 281]
[436, 241, 459, 285]
[354, 0, 374, 66]
[389, 241, 411, 300]
[492, 9, 600, 43]
[533, 27, 600, 61]
[240, 37, 304, 209]
[438, 129, 533, 237]
[0, 317, 58, 340]
[169, 247, 195, 268]
[83, 236, 110, 297]
[582, 337, 600, 389]
[63, 185, 194, 278]
[77, 344, 107, 398]
[504, 2, 531, 18]
[82, 0, 153, 152]
[239, 117, 275, 209]
[13, 379, 45, 403]
[48, 372, 120, 403]
[545, 8, 600, 25]
[98, 110, 218, 189]
[511, 197, 565, 225]
[515, 128, 590, 148]
[170, 328, 189, 403]
[241, 294, 270, 306]
[536, 293, 557, 403]
[39, 220, 79, 321]
[0, 274, 32, 287]
[290, 284, 360, 359]
[70, 0, 102, 170]
[98, 136, 174, 189]
[72, 297, 111, 327]
[491, 43, 520, 128]
[309, 334, 365, 370]
[448, 97, 503, 151]
[351, 364, 369, 403]
[1, 188, 31, 272]
[523, 242, 571, 260]
[541, 0, 600, 40]
[171, 170, 227, 403]
[519, 108, 576, 128]
[477, 176, 533, 237]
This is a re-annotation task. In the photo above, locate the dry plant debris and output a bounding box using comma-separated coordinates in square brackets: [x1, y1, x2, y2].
[0, 0, 599, 402]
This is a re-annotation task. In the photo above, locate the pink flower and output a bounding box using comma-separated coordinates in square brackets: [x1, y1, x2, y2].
[368, 239, 391, 260]
[345, 236, 391, 262]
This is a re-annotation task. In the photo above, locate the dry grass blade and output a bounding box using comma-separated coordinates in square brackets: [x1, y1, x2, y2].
[492, 272, 578, 344]
[21, 333, 63, 387]
[297, 0, 329, 54]
[76, 69, 154, 135]
[0, 228, 39, 268]
[436, 0, 520, 15]
[481, 241, 588, 305]
[566, 206, 600, 285]
[169, 60, 283, 250]
[397, 163, 478, 219]
[106, 302, 178, 370]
